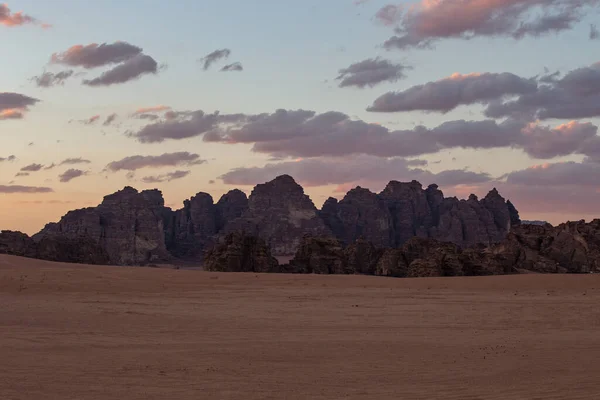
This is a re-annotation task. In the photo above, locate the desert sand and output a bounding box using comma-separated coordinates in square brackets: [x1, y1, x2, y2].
[1, 254, 600, 399]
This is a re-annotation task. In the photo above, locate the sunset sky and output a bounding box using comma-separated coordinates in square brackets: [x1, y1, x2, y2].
[2, 0, 600, 234]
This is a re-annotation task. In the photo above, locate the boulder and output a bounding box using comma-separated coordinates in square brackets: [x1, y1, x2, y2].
[288, 236, 347, 274]
[203, 232, 279, 273]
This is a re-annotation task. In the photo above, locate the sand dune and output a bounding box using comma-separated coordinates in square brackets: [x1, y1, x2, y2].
[1, 254, 600, 399]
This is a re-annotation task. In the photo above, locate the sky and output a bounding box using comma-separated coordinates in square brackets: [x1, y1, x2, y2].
[2, 0, 600, 234]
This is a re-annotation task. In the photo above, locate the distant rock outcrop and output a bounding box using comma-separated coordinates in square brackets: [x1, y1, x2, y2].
[35, 187, 169, 265]
[9, 174, 525, 266]
[0, 230, 109, 265]
[323, 180, 520, 249]
[203, 232, 279, 273]
[222, 175, 331, 256]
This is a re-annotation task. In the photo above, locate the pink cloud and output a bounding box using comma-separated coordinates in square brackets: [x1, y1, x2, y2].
[0, 3, 43, 27]
[383, 0, 597, 49]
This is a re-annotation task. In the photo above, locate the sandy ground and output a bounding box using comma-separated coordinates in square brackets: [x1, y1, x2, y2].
[1, 254, 600, 399]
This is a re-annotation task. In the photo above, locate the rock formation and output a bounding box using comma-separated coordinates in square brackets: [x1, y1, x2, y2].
[222, 175, 331, 256]
[35, 187, 169, 265]
[321, 180, 520, 249]
[4, 174, 527, 267]
[1, 230, 109, 265]
[203, 232, 279, 273]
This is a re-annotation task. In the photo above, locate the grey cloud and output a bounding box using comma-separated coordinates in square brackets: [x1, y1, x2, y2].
[336, 57, 410, 88]
[383, 0, 598, 50]
[44, 163, 56, 170]
[59, 169, 87, 182]
[368, 72, 537, 113]
[485, 61, 600, 120]
[0, 155, 16, 162]
[106, 152, 205, 171]
[375, 5, 402, 26]
[51, 42, 142, 68]
[200, 49, 231, 70]
[83, 54, 158, 86]
[60, 157, 91, 165]
[130, 110, 224, 143]
[0, 92, 39, 112]
[220, 155, 491, 189]
[20, 163, 43, 172]
[141, 170, 190, 183]
[31, 70, 74, 87]
[136, 113, 160, 120]
[220, 62, 243, 72]
[591, 24, 599, 39]
[206, 109, 524, 158]
[506, 161, 600, 187]
[103, 113, 117, 126]
[0, 185, 53, 193]
[15, 172, 30, 177]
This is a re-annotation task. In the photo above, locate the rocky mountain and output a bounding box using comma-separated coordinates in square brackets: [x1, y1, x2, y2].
[3, 174, 522, 266]
[321, 180, 520, 248]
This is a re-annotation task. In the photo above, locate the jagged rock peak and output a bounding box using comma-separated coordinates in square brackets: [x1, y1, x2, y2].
[381, 180, 424, 195]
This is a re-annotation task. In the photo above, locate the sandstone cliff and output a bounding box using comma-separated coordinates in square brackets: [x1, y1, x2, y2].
[7, 174, 524, 266]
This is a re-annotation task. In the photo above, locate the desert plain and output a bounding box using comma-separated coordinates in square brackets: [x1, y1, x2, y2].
[1, 254, 600, 399]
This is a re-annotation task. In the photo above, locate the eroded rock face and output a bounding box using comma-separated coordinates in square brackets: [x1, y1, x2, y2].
[223, 175, 331, 256]
[0, 230, 109, 264]
[203, 232, 279, 273]
[35, 187, 169, 265]
[215, 189, 248, 232]
[0, 231, 35, 257]
[324, 181, 519, 249]
[168, 192, 217, 259]
[322, 187, 393, 248]
[380, 180, 433, 245]
[287, 236, 347, 274]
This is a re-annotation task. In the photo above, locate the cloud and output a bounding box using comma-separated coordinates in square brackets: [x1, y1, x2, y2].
[375, 4, 402, 26]
[0, 155, 16, 162]
[0, 185, 53, 193]
[382, 0, 598, 50]
[199, 49, 231, 70]
[31, 70, 74, 88]
[141, 170, 190, 183]
[60, 157, 91, 165]
[15, 172, 29, 177]
[106, 152, 205, 171]
[506, 161, 600, 187]
[336, 57, 410, 88]
[20, 163, 43, 172]
[0, 109, 24, 120]
[129, 110, 225, 143]
[58, 169, 87, 182]
[591, 24, 599, 39]
[51, 42, 142, 68]
[82, 115, 100, 125]
[44, 163, 56, 170]
[133, 105, 171, 115]
[136, 113, 160, 121]
[484, 61, 600, 120]
[220, 155, 491, 189]
[368, 72, 537, 113]
[221, 62, 243, 72]
[0, 3, 47, 27]
[103, 113, 117, 126]
[0, 92, 39, 114]
[83, 54, 158, 86]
